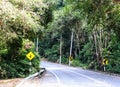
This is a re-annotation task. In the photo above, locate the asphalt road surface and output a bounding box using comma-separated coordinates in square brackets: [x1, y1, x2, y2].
[40, 61, 120, 87]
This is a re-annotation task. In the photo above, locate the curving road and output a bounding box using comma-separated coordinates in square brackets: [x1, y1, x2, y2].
[40, 61, 120, 87]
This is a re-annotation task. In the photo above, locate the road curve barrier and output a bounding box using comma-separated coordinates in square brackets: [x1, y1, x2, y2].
[16, 68, 46, 87]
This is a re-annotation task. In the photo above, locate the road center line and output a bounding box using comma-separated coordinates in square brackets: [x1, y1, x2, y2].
[65, 69, 111, 87]
[67, 69, 103, 83]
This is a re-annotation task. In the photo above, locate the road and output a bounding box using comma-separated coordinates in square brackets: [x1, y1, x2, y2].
[40, 61, 120, 87]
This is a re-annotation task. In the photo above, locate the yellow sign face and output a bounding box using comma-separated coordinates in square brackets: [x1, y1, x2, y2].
[26, 52, 35, 60]
[69, 56, 73, 61]
[102, 58, 108, 65]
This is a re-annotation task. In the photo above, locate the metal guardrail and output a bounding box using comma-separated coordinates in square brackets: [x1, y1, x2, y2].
[25, 68, 46, 79]
[16, 68, 46, 87]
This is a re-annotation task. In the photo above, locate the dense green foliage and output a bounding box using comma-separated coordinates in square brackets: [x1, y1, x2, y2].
[0, 0, 46, 79]
[39, 0, 120, 74]
[0, 0, 120, 79]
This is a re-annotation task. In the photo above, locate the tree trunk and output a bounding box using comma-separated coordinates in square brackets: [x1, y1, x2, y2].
[59, 34, 62, 64]
[93, 30, 99, 62]
[69, 30, 74, 66]
[36, 36, 39, 52]
[99, 29, 103, 58]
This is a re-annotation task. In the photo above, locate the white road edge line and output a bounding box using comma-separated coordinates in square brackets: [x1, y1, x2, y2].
[48, 69, 61, 87]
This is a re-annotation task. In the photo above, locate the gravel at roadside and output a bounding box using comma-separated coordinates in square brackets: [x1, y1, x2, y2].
[0, 78, 23, 87]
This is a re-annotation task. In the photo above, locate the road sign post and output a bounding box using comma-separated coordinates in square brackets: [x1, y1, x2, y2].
[29, 61, 32, 73]
[102, 58, 108, 71]
[26, 52, 35, 73]
[104, 65, 106, 72]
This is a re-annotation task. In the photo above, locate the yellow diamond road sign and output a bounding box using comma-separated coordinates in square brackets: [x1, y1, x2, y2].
[26, 52, 35, 60]
[102, 58, 108, 65]
[69, 56, 73, 61]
